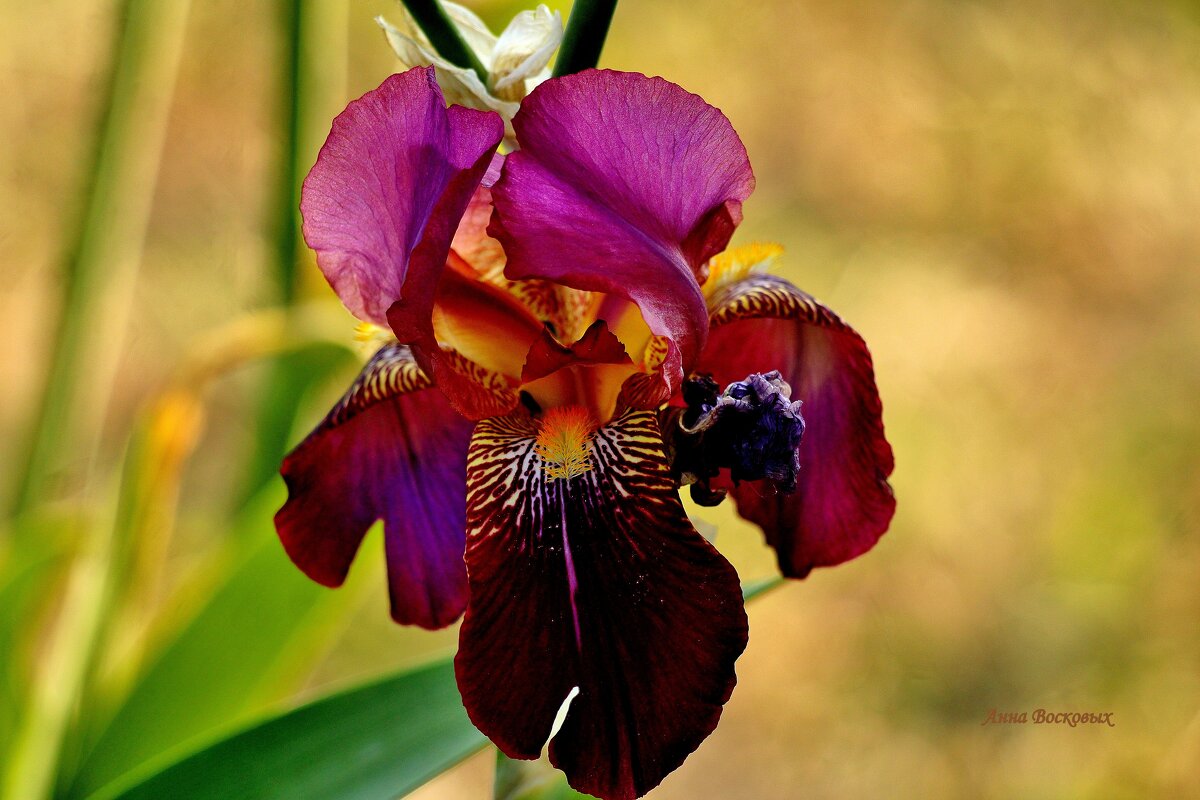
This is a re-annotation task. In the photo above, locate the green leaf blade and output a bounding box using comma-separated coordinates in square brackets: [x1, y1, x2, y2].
[98, 659, 485, 800]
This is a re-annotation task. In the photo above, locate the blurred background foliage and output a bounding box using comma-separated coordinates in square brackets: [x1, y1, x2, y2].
[1, 0, 1198, 798]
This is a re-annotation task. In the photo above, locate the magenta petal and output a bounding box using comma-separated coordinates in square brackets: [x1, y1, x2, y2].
[276, 344, 474, 629]
[699, 275, 896, 576]
[301, 67, 504, 325]
[490, 70, 755, 389]
[457, 410, 748, 800]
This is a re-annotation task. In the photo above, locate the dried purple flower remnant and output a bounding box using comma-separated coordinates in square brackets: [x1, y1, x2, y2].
[667, 370, 805, 507]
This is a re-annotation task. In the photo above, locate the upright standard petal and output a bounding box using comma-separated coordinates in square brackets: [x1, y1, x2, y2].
[300, 67, 503, 326]
[490, 70, 755, 402]
[276, 344, 475, 629]
[456, 409, 748, 800]
[698, 273, 895, 577]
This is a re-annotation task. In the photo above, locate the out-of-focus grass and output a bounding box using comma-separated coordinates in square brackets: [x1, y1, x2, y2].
[1, 0, 1198, 798]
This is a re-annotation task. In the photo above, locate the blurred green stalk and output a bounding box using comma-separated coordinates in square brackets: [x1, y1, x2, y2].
[240, 0, 348, 505]
[2, 480, 122, 800]
[553, 0, 618, 77]
[9, 0, 191, 518]
[3, 1, 189, 795]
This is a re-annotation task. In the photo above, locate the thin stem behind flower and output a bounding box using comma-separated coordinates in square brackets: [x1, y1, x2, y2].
[401, 0, 490, 84]
[553, 0, 618, 77]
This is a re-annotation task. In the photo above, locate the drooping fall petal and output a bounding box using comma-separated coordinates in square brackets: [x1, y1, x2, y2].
[456, 409, 748, 800]
[489, 69, 755, 403]
[276, 344, 474, 629]
[300, 66, 503, 327]
[697, 273, 895, 577]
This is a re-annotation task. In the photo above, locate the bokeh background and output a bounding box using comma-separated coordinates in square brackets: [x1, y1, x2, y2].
[2, 0, 1199, 798]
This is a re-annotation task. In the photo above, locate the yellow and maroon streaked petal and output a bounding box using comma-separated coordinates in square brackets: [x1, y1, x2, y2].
[276, 343, 474, 629]
[433, 254, 546, 380]
[455, 409, 748, 800]
[698, 273, 895, 577]
[427, 347, 522, 421]
[505, 280, 597, 344]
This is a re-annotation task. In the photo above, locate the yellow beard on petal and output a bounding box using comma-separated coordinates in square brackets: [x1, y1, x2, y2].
[535, 406, 596, 481]
[701, 242, 785, 298]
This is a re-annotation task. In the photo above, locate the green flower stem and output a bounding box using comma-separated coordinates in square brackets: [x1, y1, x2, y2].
[8, 0, 191, 517]
[495, 750, 591, 800]
[274, 0, 304, 306]
[553, 0, 619, 77]
[741, 575, 786, 602]
[401, 0, 489, 84]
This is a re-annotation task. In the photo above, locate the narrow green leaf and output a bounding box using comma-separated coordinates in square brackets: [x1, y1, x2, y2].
[274, 0, 304, 306]
[0, 518, 74, 773]
[96, 659, 486, 800]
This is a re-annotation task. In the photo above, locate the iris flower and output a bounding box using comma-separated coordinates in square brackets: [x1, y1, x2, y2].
[276, 66, 894, 800]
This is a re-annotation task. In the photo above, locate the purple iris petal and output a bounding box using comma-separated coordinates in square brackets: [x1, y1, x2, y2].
[489, 69, 755, 398]
[301, 66, 503, 327]
[276, 344, 474, 629]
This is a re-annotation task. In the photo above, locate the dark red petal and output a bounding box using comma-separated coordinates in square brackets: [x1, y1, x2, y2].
[698, 274, 895, 577]
[456, 410, 748, 800]
[275, 344, 474, 629]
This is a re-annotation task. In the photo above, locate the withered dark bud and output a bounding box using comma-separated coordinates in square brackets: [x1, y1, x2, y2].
[663, 371, 805, 505]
